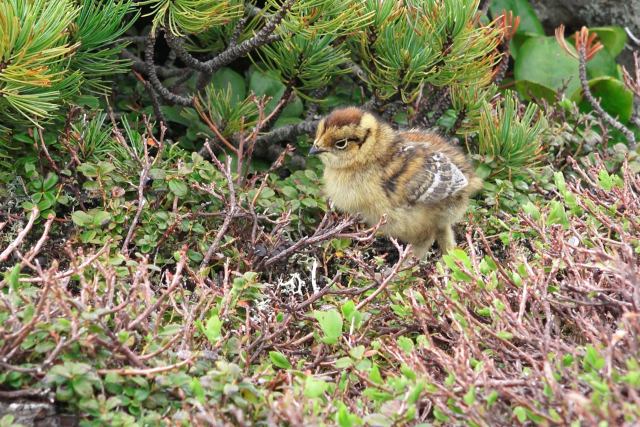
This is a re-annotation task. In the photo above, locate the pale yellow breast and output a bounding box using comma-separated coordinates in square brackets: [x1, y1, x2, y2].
[322, 167, 389, 225]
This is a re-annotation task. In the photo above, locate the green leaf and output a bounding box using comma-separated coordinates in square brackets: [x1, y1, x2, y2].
[579, 76, 634, 123]
[269, 351, 292, 369]
[513, 406, 527, 423]
[349, 345, 366, 360]
[583, 345, 605, 371]
[369, 364, 383, 384]
[547, 201, 569, 229]
[280, 186, 298, 199]
[249, 69, 285, 115]
[486, 390, 499, 407]
[515, 36, 580, 101]
[408, 382, 424, 404]
[75, 95, 101, 109]
[304, 376, 329, 398]
[92, 210, 111, 227]
[190, 378, 205, 403]
[363, 414, 393, 427]
[168, 180, 188, 197]
[521, 201, 540, 220]
[279, 95, 303, 119]
[77, 163, 99, 177]
[4, 264, 20, 289]
[203, 314, 222, 344]
[313, 309, 343, 345]
[71, 379, 94, 398]
[336, 404, 358, 427]
[433, 407, 449, 422]
[586, 48, 619, 79]
[0, 415, 16, 427]
[335, 357, 353, 369]
[489, 0, 544, 35]
[42, 173, 58, 190]
[496, 331, 514, 340]
[598, 169, 615, 191]
[590, 26, 627, 57]
[397, 336, 414, 354]
[463, 386, 476, 405]
[149, 168, 166, 180]
[341, 300, 363, 330]
[72, 211, 93, 227]
[211, 68, 246, 103]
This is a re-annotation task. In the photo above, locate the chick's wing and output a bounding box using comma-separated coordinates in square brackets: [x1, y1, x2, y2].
[402, 145, 469, 204]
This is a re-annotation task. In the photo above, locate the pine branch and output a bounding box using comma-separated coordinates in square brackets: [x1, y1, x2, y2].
[256, 119, 318, 145]
[121, 49, 185, 79]
[229, 15, 249, 46]
[492, 48, 510, 85]
[578, 45, 636, 149]
[250, 119, 319, 167]
[163, 0, 294, 74]
[145, 33, 194, 106]
[133, 71, 167, 124]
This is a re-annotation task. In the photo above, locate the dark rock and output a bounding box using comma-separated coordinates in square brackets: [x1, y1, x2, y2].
[0, 401, 78, 427]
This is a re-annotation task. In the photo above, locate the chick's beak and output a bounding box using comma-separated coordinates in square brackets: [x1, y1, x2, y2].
[308, 145, 326, 156]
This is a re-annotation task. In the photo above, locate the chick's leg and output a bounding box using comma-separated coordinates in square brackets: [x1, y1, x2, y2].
[436, 226, 456, 254]
[411, 236, 435, 260]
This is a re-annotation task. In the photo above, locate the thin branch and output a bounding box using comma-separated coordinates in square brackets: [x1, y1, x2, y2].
[0, 208, 39, 263]
[97, 357, 193, 376]
[578, 45, 636, 149]
[121, 123, 165, 254]
[145, 32, 194, 106]
[260, 215, 357, 268]
[255, 119, 319, 145]
[163, 0, 292, 74]
[355, 239, 411, 310]
[127, 246, 188, 330]
[201, 0, 294, 73]
[199, 147, 238, 271]
[194, 98, 239, 154]
[0, 388, 52, 399]
[19, 242, 111, 283]
[121, 48, 185, 79]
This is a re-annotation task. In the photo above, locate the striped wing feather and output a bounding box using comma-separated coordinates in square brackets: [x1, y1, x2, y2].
[405, 148, 468, 204]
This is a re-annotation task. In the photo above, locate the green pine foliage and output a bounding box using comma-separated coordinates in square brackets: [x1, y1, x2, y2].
[70, 1, 139, 93]
[143, 0, 243, 35]
[0, 0, 136, 129]
[256, 34, 352, 97]
[0, 0, 81, 126]
[477, 90, 548, 181]
[356, 0, 499, 102]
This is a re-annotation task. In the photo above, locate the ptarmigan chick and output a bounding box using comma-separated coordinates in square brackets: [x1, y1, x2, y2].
[309, 107, 482, 258]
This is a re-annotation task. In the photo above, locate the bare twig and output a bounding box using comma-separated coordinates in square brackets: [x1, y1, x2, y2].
[122, 123, 165, 254]
[97, 357, 193, 376]
[0, 208, 39, 263]
[578, 44, 636, 148]
[355, 239, 411, 310]
[259, 214, 358, 268]
[128, 246, 188, 330]
[199, 145, 238, 271]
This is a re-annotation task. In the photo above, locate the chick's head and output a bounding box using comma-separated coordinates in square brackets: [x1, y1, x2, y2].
[310, 107, 390, 169]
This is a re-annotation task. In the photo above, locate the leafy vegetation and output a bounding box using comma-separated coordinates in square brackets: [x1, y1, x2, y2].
[1, 0, 639, 425]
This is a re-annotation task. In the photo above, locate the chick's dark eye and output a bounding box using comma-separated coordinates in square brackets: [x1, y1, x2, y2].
[335, 139, 348, 149]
